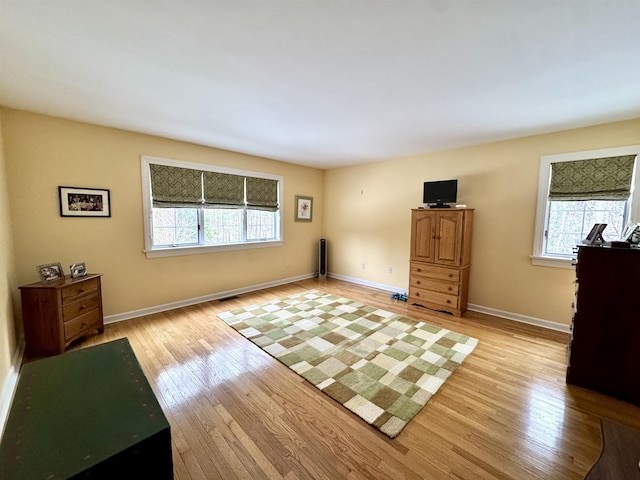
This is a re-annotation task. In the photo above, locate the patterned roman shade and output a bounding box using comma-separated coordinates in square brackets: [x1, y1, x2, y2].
[246, 177, 279, 211]
[150, 164, 203, 207]
[150, 163, 279, 210]
[202, 171, 245, 207]
[549, 155, 637, 201]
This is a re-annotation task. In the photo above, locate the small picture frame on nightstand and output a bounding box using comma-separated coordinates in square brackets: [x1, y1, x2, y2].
[36, 262, 64, 282]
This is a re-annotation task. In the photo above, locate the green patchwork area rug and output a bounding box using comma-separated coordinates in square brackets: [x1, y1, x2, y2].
[217, 290, 478, 438]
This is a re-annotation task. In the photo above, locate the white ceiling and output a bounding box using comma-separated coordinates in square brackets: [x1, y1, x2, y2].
[1, 1, 639, 169]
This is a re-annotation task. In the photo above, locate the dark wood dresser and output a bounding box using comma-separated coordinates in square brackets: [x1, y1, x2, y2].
[567, 246, 640, 406]
[20, 273, 104, 357]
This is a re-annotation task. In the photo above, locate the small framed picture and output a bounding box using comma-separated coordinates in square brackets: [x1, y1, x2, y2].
[70, 262, 87, 278]
[59, 186, 111, 217]
[623, 223, 640, 244]
[583, 223, 607, 245]
[295, 195, 313, 222]
[37, 262, 65, 282]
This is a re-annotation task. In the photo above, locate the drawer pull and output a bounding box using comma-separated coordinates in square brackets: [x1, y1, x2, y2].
[446, 300, 451, 304]
[416, 280, 421, 284]
[78, 288, 85, 293]
[80, 304, 86, 310]
[448, 273, 453, 278]
[448, 287, 452, 291]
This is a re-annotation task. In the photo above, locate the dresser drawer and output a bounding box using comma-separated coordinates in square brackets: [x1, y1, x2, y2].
[410, 286, 459, 309]
[61, 278, 99, 304]
[62, 293, 100, 321]
[64, 309, 102, 341]
[410, 263, 460, 283]
[410, 277, 459, 295]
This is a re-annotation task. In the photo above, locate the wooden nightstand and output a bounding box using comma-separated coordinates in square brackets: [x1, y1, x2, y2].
[20, 273, 104, 357]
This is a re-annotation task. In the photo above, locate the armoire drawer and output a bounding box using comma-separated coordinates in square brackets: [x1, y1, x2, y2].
[409, 287, 460, 309]
[410, 262, 461, 283]
[410, 277, 459, 295]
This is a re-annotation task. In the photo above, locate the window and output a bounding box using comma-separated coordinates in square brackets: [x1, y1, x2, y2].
[532, 146, 640, 268]
[141, 156, 283, 258]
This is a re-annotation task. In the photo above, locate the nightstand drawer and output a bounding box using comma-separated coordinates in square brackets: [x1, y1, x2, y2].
[61, 278, 99, 304]
[64, 309, 102, 341]
[63, 293, 100, 321]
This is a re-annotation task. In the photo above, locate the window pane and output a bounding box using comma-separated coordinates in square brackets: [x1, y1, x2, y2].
[546, 200, 626, 255]
[152, 208, 176, 227]
[247, 210, 276, 240]
[152, 208, 198, 246]
[203, 208, 242, 244]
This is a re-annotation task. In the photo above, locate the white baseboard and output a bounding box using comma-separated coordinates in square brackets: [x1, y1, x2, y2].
[0, 338, 24, 438]
[104, 273, 316, 324]
[467, 304, 570, 333]
[328, 273, 570, 334]
[327, 273, 406, 295]
[104, 270, 570, 334]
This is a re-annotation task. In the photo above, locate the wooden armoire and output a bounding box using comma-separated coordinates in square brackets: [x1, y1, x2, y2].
[408, 208, 474, 316]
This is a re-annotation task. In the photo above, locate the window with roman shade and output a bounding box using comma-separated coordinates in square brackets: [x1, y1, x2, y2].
[142, 156, 283, 258]
[549, 155, 636, 201]
[532, 146, 640, 268]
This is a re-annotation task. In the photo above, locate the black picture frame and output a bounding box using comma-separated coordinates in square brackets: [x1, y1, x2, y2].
[583, 223, 607, 245]
[623, 223, 640, 244]
[59, 186, 111, 217]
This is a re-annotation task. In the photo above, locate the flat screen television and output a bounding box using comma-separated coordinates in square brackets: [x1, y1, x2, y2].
[423, 179, 457, 208]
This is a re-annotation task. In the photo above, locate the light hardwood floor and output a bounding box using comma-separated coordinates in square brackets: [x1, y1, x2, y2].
[74, 278, 640, 479]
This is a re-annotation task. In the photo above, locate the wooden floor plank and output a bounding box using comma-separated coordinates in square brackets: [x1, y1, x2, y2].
[70, 278, 640, 479]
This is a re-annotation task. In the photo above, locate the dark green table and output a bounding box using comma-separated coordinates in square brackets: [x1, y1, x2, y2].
[0, 338, 173, 479]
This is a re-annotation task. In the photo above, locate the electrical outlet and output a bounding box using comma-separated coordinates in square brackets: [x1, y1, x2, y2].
[388, 266, 393, 274]
[361, 263, 366, 269]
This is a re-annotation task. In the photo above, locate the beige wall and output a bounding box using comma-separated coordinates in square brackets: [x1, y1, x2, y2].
[324, 118, 640, 325]
[1, 109, 324, 317]
[2, 107, 640, 336]
[0, 110, 19, 395]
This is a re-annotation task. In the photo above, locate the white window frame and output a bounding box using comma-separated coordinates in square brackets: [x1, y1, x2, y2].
[141, 155, 284, 259]
[532, 145, 640, 269]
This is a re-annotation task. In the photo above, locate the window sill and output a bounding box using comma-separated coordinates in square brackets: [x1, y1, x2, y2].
[530, 255, 576, 269]
[145, 240, 283, 258]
